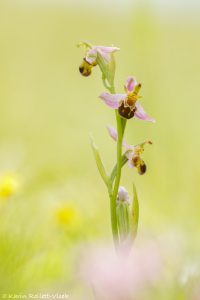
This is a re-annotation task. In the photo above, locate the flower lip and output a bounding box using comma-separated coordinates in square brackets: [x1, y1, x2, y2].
[118, 102, 136, 119]
[138, 162, 147, 175]
[79, 66, 84, 73]
[79, 58, 93, 77]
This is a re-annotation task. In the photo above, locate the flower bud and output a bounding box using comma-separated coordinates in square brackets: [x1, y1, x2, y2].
[117, 186, 130, 204]
[117, 187, 131, 244]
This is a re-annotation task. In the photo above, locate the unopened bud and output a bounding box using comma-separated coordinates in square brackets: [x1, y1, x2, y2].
[117, 186, 130, 204]
[117, 187, 131, 245]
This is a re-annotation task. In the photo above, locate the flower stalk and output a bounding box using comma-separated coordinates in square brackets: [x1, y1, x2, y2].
[110, 110, 124, 244]
[78, 41, 155, 250]
[102, 82, 127, 246]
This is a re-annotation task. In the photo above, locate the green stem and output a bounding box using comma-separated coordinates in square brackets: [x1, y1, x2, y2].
[110, 154, 128, 184]
[121, 118, 127, 136]
[104, 85, 127, 248]
[111, 112, 124, 240]
[112, 113, 123, 246]
[106, 86, 118, 245]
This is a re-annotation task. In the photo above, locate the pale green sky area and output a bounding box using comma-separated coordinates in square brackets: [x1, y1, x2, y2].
[4, 0, 200, 10]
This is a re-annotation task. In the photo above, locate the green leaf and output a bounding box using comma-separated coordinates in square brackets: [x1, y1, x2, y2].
[131, 183, 139, 241]
[117, 202, 130, 241]
[90, 135, 110, 187]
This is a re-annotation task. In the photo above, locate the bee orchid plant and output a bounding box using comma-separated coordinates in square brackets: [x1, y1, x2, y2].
[78, 41, 155, 250]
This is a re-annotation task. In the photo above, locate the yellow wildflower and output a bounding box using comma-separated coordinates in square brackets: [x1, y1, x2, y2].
[0, 172, 19, 199]
[55, 203, 80, 229]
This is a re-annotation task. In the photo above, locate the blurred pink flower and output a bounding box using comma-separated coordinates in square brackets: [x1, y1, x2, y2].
[80, 242, 161, 300]
[107, 125, 152, 174]
[100, 77, 155, 122]
[192, 285, 200, 300]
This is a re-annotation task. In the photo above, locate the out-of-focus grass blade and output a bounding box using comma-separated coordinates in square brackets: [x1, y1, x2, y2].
[131, 183, 139, 241]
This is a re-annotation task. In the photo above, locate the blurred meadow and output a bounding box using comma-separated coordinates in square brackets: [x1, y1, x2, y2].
[0, 0, 200, 298]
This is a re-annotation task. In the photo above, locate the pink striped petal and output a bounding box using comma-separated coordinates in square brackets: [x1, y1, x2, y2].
[86, 48, 98, 64]
[134, 102, 155, 123]
[125, 77, 137, 93]
[97, 46, 120, 53]
[97, 49, 111, 63]
[97, 46, 119, 63]
[107, 125, 118, 141]
[99, 93, 125, 109]
[107, 125, 129, 148]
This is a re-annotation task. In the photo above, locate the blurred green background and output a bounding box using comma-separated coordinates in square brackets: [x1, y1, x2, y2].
[0, 0, 200, 297]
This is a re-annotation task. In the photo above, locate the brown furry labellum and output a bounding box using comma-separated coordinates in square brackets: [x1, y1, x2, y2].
[118, 102, 136, 119]
[132, 155, 147, 175]
[79, 58, 97, 77]
[138, 161, 147, 175]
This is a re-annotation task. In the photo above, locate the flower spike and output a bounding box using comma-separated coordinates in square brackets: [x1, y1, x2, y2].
[78, 41, 156, 248]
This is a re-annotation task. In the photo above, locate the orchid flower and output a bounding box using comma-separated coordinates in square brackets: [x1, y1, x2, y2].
[78, 42, 120, 77]
[107, 125, 152, 174]
[100, 76, 155, 121]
